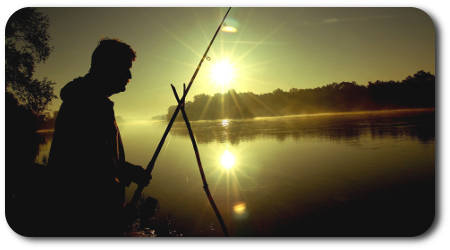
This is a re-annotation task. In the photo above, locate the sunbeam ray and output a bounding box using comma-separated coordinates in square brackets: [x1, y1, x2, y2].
[233, 19, 290, 65]
[229, 89, 245, 118]
[151, 55, 199, 69]
[141, 10, 203, 59]
[229, 8, 254, 59]
[199, 95, 214, 120]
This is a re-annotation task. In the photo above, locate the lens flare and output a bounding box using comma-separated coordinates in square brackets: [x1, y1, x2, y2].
[232, 202, 248, 220]
[222, 26, 237, 33]
[233, 202, 246, 215]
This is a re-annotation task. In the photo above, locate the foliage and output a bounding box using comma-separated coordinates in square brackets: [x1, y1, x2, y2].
[166, 70, 435, 121]
[5, 92, 41, 164]
[5, 7, 57, 164]
[5, 7, 57, 114]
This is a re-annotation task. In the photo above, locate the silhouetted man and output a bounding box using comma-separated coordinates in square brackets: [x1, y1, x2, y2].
[46, 38, 151, 236]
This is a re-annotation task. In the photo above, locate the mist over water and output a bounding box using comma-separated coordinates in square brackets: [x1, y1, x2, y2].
[37, 109, 435, 236]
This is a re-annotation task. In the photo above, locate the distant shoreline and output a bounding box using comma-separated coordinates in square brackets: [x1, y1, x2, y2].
[37, 108, 435, 132]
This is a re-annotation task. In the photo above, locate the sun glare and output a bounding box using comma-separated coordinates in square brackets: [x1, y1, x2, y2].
[221, 150, 235, 169]
[210, 60, 235, 85]
[221, 119, 229, 127]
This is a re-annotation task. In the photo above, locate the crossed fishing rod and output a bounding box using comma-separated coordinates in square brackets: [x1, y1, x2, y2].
[128, 7, 232, 237]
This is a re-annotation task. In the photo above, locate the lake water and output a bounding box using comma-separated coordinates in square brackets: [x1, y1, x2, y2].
[37, 109, 435, 236]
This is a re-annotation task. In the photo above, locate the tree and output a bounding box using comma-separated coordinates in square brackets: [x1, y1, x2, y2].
[401, 70, 435, 108]
[5, 7, 57, 114]
[166, 70, 435, 120]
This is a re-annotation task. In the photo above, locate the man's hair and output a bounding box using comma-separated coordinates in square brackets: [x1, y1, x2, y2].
[90, 38, 137, 73]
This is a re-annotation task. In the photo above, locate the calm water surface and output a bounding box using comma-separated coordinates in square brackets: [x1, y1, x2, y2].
[39, 109, 435, 236]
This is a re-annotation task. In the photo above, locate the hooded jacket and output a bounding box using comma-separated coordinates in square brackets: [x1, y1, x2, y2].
[47, 74, 143, 236]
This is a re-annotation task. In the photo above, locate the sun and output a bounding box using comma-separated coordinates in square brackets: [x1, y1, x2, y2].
[210, 59, 235, 85]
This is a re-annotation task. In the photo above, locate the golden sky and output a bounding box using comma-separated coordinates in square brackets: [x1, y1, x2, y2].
[32, 7, 435, 120]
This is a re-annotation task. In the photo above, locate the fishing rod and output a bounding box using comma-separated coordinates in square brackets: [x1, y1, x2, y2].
[170, 83, 229, 236]
[129, 7, 232, 220]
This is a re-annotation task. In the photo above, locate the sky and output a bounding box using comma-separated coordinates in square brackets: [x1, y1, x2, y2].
[25, 7, 435, 120]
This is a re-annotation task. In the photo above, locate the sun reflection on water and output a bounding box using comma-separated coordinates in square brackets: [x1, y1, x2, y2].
[221, 150, 235, 169]
[221, 119, 229, 127]
[208, 144, 255, 223]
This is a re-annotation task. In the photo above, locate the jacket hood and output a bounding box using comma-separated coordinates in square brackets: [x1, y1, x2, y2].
[60, 74, 109, 103]
[60, 75, 90, 102]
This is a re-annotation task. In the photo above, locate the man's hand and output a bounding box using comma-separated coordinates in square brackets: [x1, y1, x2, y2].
[135, 170, 152, 187]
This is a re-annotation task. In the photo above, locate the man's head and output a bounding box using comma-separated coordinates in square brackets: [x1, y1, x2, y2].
[89, 38, 137, 96]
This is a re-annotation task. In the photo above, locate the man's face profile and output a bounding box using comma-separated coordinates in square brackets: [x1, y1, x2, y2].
[104, 60, 133, 96]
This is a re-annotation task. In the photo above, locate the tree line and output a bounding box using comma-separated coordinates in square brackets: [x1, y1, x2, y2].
[166, 70, 435, 121]
[5, 7, 57, 166]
